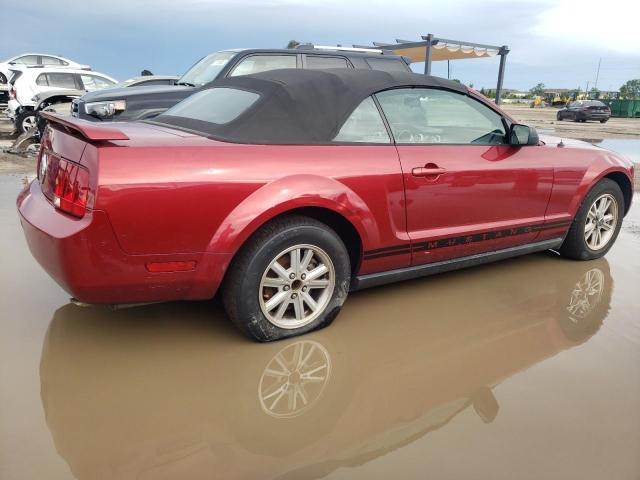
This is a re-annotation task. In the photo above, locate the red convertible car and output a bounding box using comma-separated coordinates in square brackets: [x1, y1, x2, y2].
[17, 69, 634, 341]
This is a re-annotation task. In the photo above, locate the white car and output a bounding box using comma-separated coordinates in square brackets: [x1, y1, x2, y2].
[7, 67, 116, 133]
[0, 53, 90, 85]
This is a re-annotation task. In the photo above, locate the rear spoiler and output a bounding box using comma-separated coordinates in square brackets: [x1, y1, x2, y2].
[40, 112, 130, 141]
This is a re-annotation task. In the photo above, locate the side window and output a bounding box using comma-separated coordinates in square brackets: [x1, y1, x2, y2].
[229, 55, 297, 77]
[35, 74, 49, 86]
[41, 56, 66, 66]
[376, 88, 507, 145]
[306, 56, 350, 69]
[81, 75, 115, 91]
[80, 75, 97, 91]
[334, 97, 390, 143]
[14, 55, 38, 65]
[46, 73, 77, 89]
[365, 58, 409, 73]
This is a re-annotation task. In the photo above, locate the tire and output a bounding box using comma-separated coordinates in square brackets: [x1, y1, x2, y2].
[600, 118, 608, 123]
[556, 112, 563, 121]
[0, 72, 6, 84]
[16, 109, 37, 134]
[222, 215, 351, 342]
[559, 178, 624, 260]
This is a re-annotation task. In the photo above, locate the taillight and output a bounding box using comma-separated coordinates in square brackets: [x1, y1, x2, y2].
[39, 150, 91, 218]
[9, 87, 16, 99]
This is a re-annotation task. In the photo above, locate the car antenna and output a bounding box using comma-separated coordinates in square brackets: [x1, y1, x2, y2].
[557, 139, 565, 148]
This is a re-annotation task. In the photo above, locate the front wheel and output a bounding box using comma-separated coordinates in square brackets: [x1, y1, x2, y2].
[559, 178, 624, 260]
[222, 215, 351, 342]
[16, 109, 37, 134]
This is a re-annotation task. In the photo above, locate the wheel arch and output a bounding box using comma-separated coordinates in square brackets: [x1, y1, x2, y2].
[278, 206, 363, 272]
[603, 171, 633, 216]
[206, 175, 377, 273]
[571, 166, 634, 218]
[37, 95, 78, 110]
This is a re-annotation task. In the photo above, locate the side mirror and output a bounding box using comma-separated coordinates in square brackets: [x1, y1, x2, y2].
[8, 61, 15, 65]
[509, 123, 539, 146]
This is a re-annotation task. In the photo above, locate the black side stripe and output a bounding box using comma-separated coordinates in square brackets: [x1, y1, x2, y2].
[363, 220, 571, 260]
[362, 249, 412, 261]
[362, 243, 413, 256]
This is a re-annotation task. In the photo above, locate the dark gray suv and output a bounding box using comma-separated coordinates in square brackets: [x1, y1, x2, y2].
[72, 47, 412, 122]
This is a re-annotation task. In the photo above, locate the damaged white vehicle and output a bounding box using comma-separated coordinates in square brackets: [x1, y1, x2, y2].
[7, 67, 116, 133]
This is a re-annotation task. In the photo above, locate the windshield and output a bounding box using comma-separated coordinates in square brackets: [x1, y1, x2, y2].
[177, 52, 237, 86]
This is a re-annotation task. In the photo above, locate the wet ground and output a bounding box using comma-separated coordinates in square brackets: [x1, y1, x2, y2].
[1, 169, 640, 479]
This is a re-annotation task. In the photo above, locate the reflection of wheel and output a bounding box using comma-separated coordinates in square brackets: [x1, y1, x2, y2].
[222, 215, 350, 342]
[233, 334, 351, 457]
[258, 340, 331, 418]
[16, 109, 37, 134]
[558, 261, 611, 342]
[559, 179, 624, 260]
[567, 268, 604, 320]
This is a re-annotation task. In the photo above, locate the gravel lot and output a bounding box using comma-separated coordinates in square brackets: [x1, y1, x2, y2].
[502, 105, 640, 140]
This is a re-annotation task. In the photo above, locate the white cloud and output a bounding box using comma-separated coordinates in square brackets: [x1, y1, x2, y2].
[531, 0, 640, 54]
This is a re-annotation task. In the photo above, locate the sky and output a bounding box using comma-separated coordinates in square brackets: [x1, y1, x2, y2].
[1, 0, 638, 91]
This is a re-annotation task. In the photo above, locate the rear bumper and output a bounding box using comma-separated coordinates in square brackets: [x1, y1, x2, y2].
[581, 112, 610, 120]
[17, 180, 230, 304]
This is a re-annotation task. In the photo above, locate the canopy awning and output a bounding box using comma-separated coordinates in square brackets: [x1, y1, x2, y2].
[390, 43, 498, 62]
[355, 34, 509, 103]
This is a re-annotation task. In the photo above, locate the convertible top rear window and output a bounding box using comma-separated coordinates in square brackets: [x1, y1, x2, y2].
[162, 88, 260, 125]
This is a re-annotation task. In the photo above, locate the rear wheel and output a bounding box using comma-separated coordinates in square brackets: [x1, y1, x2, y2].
[559, 178, 624, 260]
[600, 118, 608, 123]
[222, 215, 351, 342]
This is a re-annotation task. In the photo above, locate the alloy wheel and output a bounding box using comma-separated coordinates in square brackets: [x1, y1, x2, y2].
[584, 193, 618, 251]
[21, 115, 36, 133]
[259, 244, 335, 329]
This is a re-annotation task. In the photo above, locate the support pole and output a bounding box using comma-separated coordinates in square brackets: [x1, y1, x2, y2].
[495, 45, 509, 104]
[424, 33, 434, 75]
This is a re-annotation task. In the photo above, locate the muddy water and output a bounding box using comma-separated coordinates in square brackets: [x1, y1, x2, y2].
[1, 173, 639, 480]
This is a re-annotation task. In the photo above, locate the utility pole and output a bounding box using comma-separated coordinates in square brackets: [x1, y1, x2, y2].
[594, 57, 602, 90]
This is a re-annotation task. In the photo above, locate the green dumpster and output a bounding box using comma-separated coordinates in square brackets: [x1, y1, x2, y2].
[601, 99, 640, 118]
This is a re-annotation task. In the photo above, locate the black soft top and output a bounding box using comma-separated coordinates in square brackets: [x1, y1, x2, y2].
[150, 68, 468, 144]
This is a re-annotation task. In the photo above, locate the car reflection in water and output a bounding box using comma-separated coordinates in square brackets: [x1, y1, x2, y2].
[39, 254, 612, 480]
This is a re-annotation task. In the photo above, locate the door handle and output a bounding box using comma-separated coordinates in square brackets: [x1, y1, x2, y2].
[412, 165, 446, 177]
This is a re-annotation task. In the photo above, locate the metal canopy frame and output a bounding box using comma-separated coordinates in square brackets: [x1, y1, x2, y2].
[358, 34, 510, 104]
